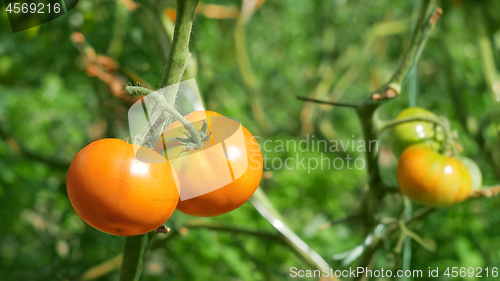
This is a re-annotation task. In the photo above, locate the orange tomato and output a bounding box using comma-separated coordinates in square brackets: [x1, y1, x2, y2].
[161, 111, 263, 217]
[397, 144, 471, 207]
[67, 139, 179, 236]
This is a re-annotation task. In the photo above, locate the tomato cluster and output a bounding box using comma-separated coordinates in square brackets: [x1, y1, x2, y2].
[389, 107, 482, 207]
[67, 111, 263, 236]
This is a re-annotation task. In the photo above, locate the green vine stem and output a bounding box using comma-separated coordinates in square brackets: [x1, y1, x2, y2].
[475, 5, 500, 103]
[354, 0, 441, 273]
[159, 0, 199, 104]
[296, 95, 360, 109]
[125, 86, 153, 96]
[120, 0, 200, 281]
[119, 234, 149, 281]
[128, 89, 204, 149]
[250, 188, 336, 278]
[365, 0, 440, 103]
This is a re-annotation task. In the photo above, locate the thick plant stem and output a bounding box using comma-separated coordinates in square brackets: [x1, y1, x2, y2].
[135, 91, 204, 148]
[119, 235, 149, 281]
[353, 0, 440, 273]
[159, 0, 200, 106]
[120, 1, 199, 281]
[357, 104, 384, 236]
[364, 0, 441, 105]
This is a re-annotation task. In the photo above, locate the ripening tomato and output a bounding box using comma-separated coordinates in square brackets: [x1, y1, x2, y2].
[458, 157, 482, 191]
[67, 139, 179, 236]
[161, 111, 263, 217]
[397, 144, 471, 207]
[389, 107, 442, 158]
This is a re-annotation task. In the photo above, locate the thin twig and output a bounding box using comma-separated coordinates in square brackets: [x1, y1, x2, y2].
[250, 188, 336, 278]
[120, 1, 200, 281]
[354, 1, 442, 276]
[469, 185, 500, 198]
[367, 0, 441, 103]
[296, 96, 359, 109]
[319, 214, 361, 230]
[234, 0, 271, 133]
[125, 86, 153, 96]
[354, 184, 500, 278]
[184, 219, 282, 241]
[76, 254, 123, 281]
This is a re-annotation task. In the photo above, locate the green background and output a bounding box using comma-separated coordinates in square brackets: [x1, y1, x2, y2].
[0, 0, 499, 280]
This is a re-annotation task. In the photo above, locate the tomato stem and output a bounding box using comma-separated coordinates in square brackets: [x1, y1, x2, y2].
[120, 1, 200, 281]
[126, 0, 203, 150]
[354, 1, 442, 274]
[135, 90, 205, 149]
[119, 234, 149, 281]
[363, 1, 441, 105]
[159, 0, 200, 103]
[156, 95, 204, 148]
[125, 86, 153, 96]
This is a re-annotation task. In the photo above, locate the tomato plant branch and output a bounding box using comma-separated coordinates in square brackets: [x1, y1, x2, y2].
[353, 0, 441, 274]
[469, 185, 500, 198]
[320, 214, 361, 230]
[153, 219, 340, 274]
[129, 0, 203, 150]
[119, 234, 149, 281]
[234, 0, 271, 133]
[131, 90, 204, 148]
[366, 1, 441, 103]
[76, 254, 123, 281]
[120, 1, 199, 281]
[296, 96, 360, 109]
[356, 0, 441, 216]
[125, 86, 153, 96]
[183, 219, 283, 241]
[159, 0, 199, 93]
[354, 183, 500, 279]
[250, 188, 337, 279]
[352, 207, 434, 281]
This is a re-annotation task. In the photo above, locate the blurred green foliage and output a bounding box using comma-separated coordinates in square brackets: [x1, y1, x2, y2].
[0, 0, 499, 280]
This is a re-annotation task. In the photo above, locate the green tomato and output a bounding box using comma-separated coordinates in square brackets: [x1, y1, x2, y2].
[389, 107, 441, 158]
[458, 157, 482, 191]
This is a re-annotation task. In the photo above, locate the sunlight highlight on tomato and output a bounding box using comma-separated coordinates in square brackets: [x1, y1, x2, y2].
[397, 144, 471, 207]
[162, 111, 263, 217]
[67, 139, 179, 236]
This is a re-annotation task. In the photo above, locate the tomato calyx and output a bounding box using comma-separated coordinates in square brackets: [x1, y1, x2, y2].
[168, 120, 212, 150]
